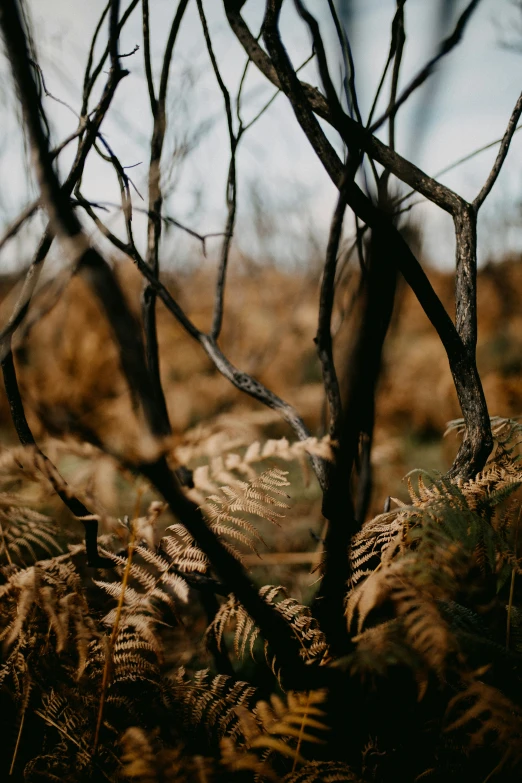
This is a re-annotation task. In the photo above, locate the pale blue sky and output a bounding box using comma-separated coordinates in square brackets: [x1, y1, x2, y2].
[0, 0, 521, 271]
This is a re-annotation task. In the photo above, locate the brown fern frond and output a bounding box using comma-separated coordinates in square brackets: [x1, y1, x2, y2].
[175, 427, 334, 493]
[207, 586, 329, 666]
[446, 679, 522, 770]
[349, 620, 420, 679]
[0, 506, 61, 565]
[0, 557, 96, 677]
[34, 690, 94, 770]
[220, 734, 279, 781]
[392, 582, 452, 674]
[160, 468, 291, 578]
[228, 689, 329, 774]
[171, 667, 258, 741]
[282, 760, 362, 782]
[119, 727, 206, 783]
[202, 467, 290, 533]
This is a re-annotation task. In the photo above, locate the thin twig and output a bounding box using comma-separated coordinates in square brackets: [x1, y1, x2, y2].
[395, 123, 522, 211]
[142, 0, 157, 113]
[366, 0, 407, 128]
[142, 0, 190, 436]
[473, 90, 522, 212]
[0, 122, 87, 257]
[326, 0, 362, 124]
[369, 0, 482, 133]
[241, 52, 315, 133]
[386, 1, 406, 153]
[9, 672, 31, 776]
[82, 0, 112, 114]
[196, 0, 237, 340]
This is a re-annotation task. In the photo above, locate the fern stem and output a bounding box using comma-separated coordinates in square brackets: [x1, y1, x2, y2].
[9, 674, 31, 776]
[93, 486, 143, 753]
[292, 690, 311, 773]
[506, 504, 521, 650]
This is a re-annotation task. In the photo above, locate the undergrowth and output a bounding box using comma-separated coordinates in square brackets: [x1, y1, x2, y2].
[0, 420, 522, 781]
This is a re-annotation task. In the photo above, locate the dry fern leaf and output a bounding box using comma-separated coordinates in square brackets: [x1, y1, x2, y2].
[349, 620, 421, 680]
[119, 727, 207, 783]
[348, 450, 520, 621]
[446, 416, 522, 461]
[173, 409, 281, 463]
[230, 690, 329, 770]
[175, 428, 334, 490]
[446, 679, 522, 768]
[161, 468, 291, 571]
[220, 734, 279, 782]
[34, 690, 94, 771]
[93, 542, 190, 667]
[391, 582, 452, 675]
[282, 760, 362, 782]
[347, 513, 456, 677]
[207, 586, 329, 666]
[349, 511, 403, 589]
[89, 628, 160, 685]
[0, 558, 96, 679]
[186, 440, 323, 500]
[171, 668, 258, 741]
[0, 506, 61, 565]
[354, 575, 451, 662]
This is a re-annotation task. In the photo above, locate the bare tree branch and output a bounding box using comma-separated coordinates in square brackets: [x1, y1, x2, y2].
[326, 0, 363, 124]
[223, 0, 464, 215]
[78, 200, 328, 486]
[315, 176, 346, 443]
[366, 0, 407, 128]
[142, 0, 190, 438]
[473, 90, 522, 212]
[196, 0, 237, 341]
[229, 0, 491, 484]
[81, 0, 140, 117]
[369, 0, 482, 133]
[141, 0, 157, 114]
[256, 0, 494, 651]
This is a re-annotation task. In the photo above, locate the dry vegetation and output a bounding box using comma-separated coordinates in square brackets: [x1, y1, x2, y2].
[1, 259, 522, 781]
[1, 0, 522, 779]
[3, 257, 522, 517]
